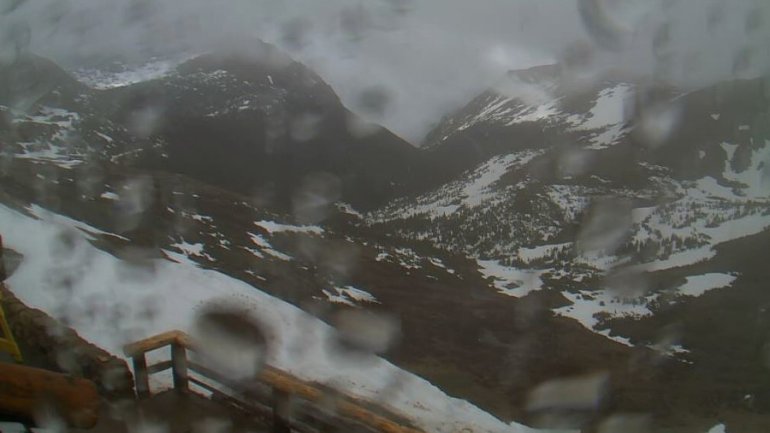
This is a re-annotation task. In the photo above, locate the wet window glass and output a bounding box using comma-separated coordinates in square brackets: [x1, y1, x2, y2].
[0, 1, 768, 432]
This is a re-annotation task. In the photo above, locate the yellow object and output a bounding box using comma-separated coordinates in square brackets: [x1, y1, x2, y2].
[0, 291, 22, 363]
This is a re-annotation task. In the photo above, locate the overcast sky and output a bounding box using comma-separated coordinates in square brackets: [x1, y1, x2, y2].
[2, 0, 768, 143]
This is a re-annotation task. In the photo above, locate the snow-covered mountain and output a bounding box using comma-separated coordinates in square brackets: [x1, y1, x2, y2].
[1, 47, 769, 433]
[0, 188, 553, 433]
[366, 67, 770, 428]
[422, 65, 644, 152]
[372, 64, 770, 334]
[1, 47, 424, 212]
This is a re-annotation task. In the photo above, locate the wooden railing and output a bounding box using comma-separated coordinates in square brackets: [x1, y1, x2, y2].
[123, 330, 426, 433]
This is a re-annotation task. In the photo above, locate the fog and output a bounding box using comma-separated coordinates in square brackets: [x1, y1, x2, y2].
[2, 0, 768, 143]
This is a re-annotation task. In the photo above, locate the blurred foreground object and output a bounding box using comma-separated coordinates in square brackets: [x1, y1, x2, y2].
[0, 295, 22, 363]
[0, 235, 22, 363]
[0, 361, 99, 428]
[0, 234, 6, 280]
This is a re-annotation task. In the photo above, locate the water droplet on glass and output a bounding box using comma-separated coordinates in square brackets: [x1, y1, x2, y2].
[330, 309, 400, 362]
[193, 302, 269, 380]
[526, 371, 609, 412]
[356, 86, 391, 118]
[577, 198, 632, 255]
[292, 172, 341, 225]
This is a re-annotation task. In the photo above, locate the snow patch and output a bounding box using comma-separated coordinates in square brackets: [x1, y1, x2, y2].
[721, 140, 770, 198]
[584, 123, 627, 150]
[26, 204, 127, 241]
[631, 207, 656, 224]
[255, 220, 324, 235]
[336, 202, 364, 218]
[1, 203, 563, 433]
[322, 286, 379, 306]
[517, 243, 571, 265]
[248, 233, 292, 261]
[676, 273, 736, 297]
[71, 57, 191, 89]
[721, 142, 738, 161]
[14, 144, 83, 169]
[191, 214, 214, 224]
[456, 96, 512, 131]
[95, 132, 114, 143]
[706, 424, 726, 433]
[171, 241, 214, 262]
[504, 101, 560, 125]
[462, 153, 538, 207]
[692, 177, 740, 201]
[554, 290, 656, 346]
[392, 248, 423, 270]
[571, 84, 633, 149]
[576, 84, 632, 131]
[477, 260, 544, 297]
[546, 185, 590, 221]
[12, 106, 84, 168]
[632, 247, 716, 273]
[368, 150, 541, 222]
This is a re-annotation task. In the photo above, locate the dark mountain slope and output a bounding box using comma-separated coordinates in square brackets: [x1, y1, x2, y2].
[422, 63, 768, 185]
[360, 62, 770, 430]
[0, 155, 743, 432]
[1, 46, 427, 213]
[95, 47, 424, 212]
[0, 53, 88, 110]
[4, 48, 770, 432]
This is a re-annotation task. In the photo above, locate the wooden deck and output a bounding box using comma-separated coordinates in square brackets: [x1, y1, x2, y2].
[70, 390, 271, 433]
[122, 331, 425, 433]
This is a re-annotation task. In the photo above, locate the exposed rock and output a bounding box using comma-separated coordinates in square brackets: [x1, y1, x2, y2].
[0, 283, 134, 400]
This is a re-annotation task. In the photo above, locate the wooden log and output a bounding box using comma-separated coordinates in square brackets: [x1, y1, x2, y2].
[0, 361, 100, 428]
[123, 330, 191, 357]
[258, 367, 424, 433]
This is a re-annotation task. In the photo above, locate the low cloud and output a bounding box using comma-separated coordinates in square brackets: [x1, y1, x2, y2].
[3, 0, 768, 143]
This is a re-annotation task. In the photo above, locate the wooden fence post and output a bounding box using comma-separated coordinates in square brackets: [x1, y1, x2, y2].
[122, 331, 429, 433]
[272, 387, 292, 433]
[0, 234, 6, 281]
[171, 342, 189, 393]
[131, 354, 150, 399]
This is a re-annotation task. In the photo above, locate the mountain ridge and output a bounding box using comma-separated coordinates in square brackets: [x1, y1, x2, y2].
[2, 46, 770, 432]
[2, 47, 428, 212]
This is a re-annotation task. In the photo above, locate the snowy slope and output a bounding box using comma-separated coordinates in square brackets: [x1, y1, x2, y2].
[370, 132, 770, 348]
[4, 51, 769, 431]
[0, 202, 573, 433]
[423, 67, 638, 152]
[70, 56, 195, 89]
[370, 151, 542, 221]
[369, 66, 770, 353]
[11, 106, 86, 168]
[2, 50, 421, 212]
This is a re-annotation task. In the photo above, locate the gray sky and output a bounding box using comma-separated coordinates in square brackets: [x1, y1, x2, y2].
[3, 0, 769, 143]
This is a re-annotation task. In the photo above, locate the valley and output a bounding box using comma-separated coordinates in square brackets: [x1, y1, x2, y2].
[1, 46, 769, 433]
